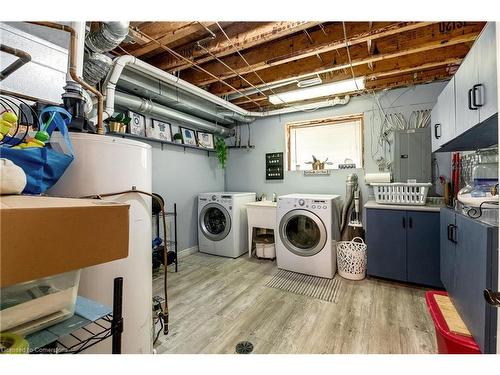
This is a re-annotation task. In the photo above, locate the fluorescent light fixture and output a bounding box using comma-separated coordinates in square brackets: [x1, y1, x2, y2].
[269, 77, 365, 105]
[297, 76, 322, 88]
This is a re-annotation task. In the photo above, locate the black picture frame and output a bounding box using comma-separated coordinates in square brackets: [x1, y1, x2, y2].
[196, 131, 215, 149]
[179, 127, 197, 146]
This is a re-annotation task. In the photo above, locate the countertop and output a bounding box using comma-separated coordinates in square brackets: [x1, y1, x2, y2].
[364, 200, 444, 212]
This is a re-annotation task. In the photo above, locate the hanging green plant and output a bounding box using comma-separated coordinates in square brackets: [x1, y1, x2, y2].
[215, 137, 228, 169]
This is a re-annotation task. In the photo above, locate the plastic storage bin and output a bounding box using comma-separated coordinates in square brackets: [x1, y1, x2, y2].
[336, 237, 367, 280]
[371, 182, 431, 206]
[425, 290, 480, 354]
[0, 270, 81, 336]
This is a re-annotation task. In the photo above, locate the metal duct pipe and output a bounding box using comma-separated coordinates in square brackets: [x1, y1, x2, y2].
[85, 22, 130, 53]
[103, 55, 351, 122]
[115, 91, 234, 137]
[84, 22, 130, 86]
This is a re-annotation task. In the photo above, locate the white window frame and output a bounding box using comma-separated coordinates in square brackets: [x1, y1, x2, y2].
[285, 114, 364, 171]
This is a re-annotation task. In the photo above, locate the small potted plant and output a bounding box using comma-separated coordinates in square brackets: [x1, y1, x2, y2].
[215, 137, 228, 169]
[173, 133, 183, 144]
[106, 113, 131, 133]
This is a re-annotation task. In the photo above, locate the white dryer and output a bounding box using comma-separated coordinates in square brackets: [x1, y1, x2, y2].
[276, 194, 341, 278]
[198, 192, 256, 258]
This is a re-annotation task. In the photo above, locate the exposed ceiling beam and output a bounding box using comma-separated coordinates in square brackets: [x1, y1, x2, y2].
[122, 22, 215, 57]
[181, 21, 435, 87]
[149, 21, 321, 72]
[208, 30, 480, 96]
[230, 53, 464, 106]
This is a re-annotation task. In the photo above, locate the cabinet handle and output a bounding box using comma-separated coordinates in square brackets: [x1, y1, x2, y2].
[402, 217, 406, 228]
[434, 123, 441, 139]
[468, 88, 478, 110]
[450, 224, 457, 243]
[447, 224, 453, 241]
[409, 217, 413, 228]
[484, 289, 500, 306]
[473, 84, 484, 107]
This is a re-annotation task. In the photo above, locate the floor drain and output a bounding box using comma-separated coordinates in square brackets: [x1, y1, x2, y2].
[235, 341, 254, 354]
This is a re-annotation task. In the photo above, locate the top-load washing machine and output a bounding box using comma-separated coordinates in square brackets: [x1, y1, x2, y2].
[198, 192, 256, 258]
[276, 194, 341, 278]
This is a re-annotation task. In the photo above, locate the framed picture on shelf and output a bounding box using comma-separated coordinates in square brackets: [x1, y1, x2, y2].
[147, 119, 172, 141]
[128, 111, 146, 137]
[180, 127, 197, 146]
[196, 131, 214, 149]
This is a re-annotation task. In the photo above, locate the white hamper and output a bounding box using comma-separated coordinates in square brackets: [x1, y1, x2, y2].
[336, 237, 367, 280]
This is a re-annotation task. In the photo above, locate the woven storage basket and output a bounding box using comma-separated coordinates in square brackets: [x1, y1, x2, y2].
[336, 237, 367, 281]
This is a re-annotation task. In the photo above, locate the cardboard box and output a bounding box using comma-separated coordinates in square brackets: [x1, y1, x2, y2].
[0, 196, 130, 287]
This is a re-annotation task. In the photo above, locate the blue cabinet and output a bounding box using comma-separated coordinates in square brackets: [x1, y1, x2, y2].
[440, 208, 498, 353]
[366, 209, 407, 282]
[366, 208, 442, 287]
[406, 211, 442, 287]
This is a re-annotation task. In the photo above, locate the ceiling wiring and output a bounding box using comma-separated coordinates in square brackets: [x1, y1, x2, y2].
[133, 27, 263, 108]
[214, 22, 339, 113]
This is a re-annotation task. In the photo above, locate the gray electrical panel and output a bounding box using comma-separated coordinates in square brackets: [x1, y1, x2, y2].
[393, 127, 432, 183]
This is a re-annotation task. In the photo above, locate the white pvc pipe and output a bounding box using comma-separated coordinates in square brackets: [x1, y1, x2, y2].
[103, 55, 350, 121]
[69, 22, 85, 80]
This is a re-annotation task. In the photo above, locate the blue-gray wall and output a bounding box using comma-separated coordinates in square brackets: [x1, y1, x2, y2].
[225, 82, 448, 205]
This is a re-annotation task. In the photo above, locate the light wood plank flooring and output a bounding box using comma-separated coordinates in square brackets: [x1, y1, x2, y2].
[153, 252, 437, 354]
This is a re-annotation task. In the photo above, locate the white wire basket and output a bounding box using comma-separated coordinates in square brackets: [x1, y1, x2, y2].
[371, 182, 432, 206]
[337, 237, 367, 281]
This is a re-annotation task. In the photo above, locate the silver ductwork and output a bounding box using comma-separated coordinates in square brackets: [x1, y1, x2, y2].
[115, 91, 234, 137]
[102, 55, 351, 123]
[85, 21, 130, 53]
[83, 22, 129, 86]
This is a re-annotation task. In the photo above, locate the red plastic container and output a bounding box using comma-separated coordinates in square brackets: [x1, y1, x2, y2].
[425, 290, 481, 354]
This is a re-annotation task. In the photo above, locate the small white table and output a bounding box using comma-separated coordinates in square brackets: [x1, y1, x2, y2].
[245, 201, 277, 258]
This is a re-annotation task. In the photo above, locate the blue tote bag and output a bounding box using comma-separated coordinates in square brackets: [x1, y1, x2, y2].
[0, 106, 74, 194]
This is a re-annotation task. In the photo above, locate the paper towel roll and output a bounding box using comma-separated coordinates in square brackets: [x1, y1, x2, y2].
[365, 172, 391, 184]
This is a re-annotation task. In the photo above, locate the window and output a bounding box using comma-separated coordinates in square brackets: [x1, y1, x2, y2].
[286, 114, 364, 171]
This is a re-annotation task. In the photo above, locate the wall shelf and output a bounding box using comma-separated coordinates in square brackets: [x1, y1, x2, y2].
[227, 145, 255, 149]
[107, 132, 216, 155]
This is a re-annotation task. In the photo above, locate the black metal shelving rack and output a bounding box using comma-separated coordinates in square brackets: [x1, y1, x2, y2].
[26, 277, 124, 354]
[154, 203, 178, 272]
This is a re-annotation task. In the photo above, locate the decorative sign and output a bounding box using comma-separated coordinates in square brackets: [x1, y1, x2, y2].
[266, 152, 284, 180]
[303, 169, 331, 176]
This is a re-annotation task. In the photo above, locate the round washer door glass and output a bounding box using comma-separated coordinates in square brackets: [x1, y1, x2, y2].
[200, 203, 231, 241]
[279, 209, 327, 256]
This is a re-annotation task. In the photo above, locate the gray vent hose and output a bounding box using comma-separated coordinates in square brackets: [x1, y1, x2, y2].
[83, 22, 129, 86]
[85, 22, 130, 53]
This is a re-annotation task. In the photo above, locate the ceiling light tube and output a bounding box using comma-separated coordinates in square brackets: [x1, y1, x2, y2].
[297, 76, 322, 88]
[269, 77, 365, 105]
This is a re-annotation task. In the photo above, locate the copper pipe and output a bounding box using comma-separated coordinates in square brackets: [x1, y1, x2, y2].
[0, 44, 31, 80]
[28, 22, 104, 134]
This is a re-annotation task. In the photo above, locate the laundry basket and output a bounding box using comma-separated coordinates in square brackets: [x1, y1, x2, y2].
[336, 237, 367, 280]
[371, 182, 432, 206]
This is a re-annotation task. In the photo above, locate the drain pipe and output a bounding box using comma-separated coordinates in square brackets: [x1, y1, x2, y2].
[103, 55, 350, 123]
[29, 22, 104, 134]
[115, 91, 234, 137]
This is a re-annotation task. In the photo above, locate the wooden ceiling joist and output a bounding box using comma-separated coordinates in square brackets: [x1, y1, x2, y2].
[208, 29, 481, 97]
[148, 21, 321, 72]
[181, 21, 435, 87]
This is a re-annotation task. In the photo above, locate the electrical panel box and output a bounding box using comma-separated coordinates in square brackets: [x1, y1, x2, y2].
[393, 127, 431, 183]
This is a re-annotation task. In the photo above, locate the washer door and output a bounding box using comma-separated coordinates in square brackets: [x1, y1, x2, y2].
[199, 203, 231, 241]
[279, 209, 327, 256]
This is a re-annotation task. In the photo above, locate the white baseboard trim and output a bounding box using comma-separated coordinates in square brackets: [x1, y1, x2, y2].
[178, 246, 198, 259]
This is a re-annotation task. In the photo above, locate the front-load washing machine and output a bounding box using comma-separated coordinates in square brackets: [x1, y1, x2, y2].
[198, 192, 256, 258]
[276, 194, 341, 278]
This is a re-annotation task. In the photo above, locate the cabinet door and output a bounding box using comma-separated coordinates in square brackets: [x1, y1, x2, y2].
[406, 211, 442, 287]
[440, 209, 456, 293]
[477, 22, 498, 123]
[366, 209, 407, 281]
[440, 78, 456, 145]
[454, 47, 480, 135]
[453, 214, 496, 353]
[431, 101, 442, 152]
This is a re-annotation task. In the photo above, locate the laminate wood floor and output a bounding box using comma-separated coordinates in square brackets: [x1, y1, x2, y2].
[153, 252, 437, 354]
